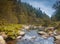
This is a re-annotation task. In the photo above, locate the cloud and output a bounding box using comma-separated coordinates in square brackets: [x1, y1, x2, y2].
[27, 1, 55, 17]
[21, 0, 56, 17]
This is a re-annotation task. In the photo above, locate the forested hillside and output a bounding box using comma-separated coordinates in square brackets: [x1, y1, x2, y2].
[0, 0, 50, 25]
[51, 1, 60, 21]
[50, 0, 60, 30]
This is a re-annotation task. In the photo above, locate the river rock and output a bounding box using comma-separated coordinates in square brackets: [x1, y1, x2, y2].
[0, 36, 6, 44]
[19, 31, 25, 36]
[38, 31, 49, 38]
[55, 35, 60, 40]
[17, 36, 22, 39]
[38, 31, 46, 35]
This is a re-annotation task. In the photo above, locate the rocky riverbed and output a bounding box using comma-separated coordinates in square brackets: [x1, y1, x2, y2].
[16, 30, 54, 44]
[0, 26, 60, 44]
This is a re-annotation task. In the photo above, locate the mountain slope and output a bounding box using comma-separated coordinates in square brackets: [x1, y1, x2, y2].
[0, 0, 50, 25]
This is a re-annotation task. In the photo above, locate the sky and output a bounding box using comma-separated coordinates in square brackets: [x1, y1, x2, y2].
[21, 0, 57, 17]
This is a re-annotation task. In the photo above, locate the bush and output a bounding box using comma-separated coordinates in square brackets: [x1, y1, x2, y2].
[0, 24, 22, 39]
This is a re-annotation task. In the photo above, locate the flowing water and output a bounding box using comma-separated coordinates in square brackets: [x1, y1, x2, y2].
[17, 30, 54, 44]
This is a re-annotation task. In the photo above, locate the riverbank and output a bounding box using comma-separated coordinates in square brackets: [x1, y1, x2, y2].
[55, 40, 60, 44]
[0, 24, 60, 44]
[6, 40, 16, 44]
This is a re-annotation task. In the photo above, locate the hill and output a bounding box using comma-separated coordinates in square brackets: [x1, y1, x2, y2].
[0, 0, 50, 25]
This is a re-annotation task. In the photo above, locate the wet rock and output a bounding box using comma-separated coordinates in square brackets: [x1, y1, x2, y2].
[17, 36, 22, 39]
[16, 31, 25, 39]
[38, 31, 46, 35]
[38, 31, 49, 38]
[18, 31, 25, 36]
[55, 35, 60, 40]
[19, 31, 25, 36]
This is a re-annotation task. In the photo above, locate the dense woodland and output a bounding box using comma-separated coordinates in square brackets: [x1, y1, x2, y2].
[0, 0, 60, 39]
[0, 0, 50, 25]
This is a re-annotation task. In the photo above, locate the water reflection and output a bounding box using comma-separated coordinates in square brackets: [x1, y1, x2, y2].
[17, 30, 54, 44]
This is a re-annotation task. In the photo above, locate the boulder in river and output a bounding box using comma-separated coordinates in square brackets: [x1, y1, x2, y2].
[38, 31, 49, 38]
[38, 31, 46, 35]
[20, 31, 25, 35]
[17, 36, 22, 39]
[55, 35, 60, 40]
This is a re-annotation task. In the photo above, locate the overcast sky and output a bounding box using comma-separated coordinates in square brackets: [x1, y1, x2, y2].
[21, 0, 57, 17]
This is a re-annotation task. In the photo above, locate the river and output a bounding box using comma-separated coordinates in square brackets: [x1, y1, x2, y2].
[17, 30, 55, 44]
